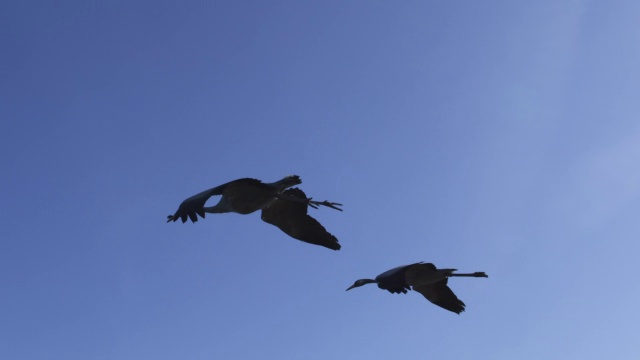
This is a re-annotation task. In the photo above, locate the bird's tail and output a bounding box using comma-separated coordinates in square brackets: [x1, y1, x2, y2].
[274, 175, 302, 190]
[437, 268, 457, 278]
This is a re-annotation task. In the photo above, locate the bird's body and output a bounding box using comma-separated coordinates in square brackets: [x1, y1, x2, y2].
[168, 175, 342, 250]
[347, 262, 488, 314]
[374, 264, 413, 294]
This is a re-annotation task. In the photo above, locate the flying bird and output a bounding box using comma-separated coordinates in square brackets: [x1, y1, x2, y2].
[167, 175, 342, 250]
[346, 262, 487, 314]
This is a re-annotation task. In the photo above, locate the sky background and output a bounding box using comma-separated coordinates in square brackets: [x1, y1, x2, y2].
[2, 1, 640, 359]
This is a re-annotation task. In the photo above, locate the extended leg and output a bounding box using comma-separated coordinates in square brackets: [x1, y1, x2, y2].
[450, 272, 488, 278]
[276, 193, 343, 211]
[309, 199, 343, 211]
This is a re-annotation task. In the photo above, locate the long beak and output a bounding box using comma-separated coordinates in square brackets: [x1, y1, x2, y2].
[346, 284, 357, 291]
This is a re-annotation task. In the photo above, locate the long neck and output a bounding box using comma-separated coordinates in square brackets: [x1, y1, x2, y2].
[347, 278, 377, 291]
[449, 272, 488, 278]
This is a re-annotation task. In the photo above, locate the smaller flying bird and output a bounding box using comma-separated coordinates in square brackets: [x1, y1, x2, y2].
[346, 262, 488, 314]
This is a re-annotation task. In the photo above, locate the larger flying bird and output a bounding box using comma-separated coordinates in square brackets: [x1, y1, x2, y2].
[346, 262, 488, 314]
[167, 175, 342, 250]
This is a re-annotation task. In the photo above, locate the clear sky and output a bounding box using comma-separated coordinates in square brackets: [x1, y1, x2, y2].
[2, 1, 640, 359]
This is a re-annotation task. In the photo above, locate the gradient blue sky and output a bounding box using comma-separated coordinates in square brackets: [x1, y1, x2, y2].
[2, 1, 640, 359]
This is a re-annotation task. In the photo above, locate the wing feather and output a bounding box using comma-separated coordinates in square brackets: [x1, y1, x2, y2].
[261, 188, 340, 250]
[168, 178, 262, 223]
[412, 279, 466, 314]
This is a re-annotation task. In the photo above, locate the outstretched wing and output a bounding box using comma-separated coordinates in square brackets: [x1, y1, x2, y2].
[168, 178, 262, 223]
[412, 278, 466, 314]
[404, 263, 437, 285]
[261, 188, 341, 250]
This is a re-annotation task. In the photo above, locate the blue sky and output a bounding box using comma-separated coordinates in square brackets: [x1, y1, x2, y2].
[2, 1, 640, 359]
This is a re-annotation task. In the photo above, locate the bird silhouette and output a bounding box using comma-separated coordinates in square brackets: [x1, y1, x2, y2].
[347, 262, 487, 314]
[167, 175, 342, 250]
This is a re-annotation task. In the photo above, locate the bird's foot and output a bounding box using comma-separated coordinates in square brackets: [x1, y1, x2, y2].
[308, 199, 343, 211]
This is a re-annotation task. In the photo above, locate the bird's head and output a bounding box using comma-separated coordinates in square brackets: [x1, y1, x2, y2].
[346, 279, 377, 291]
